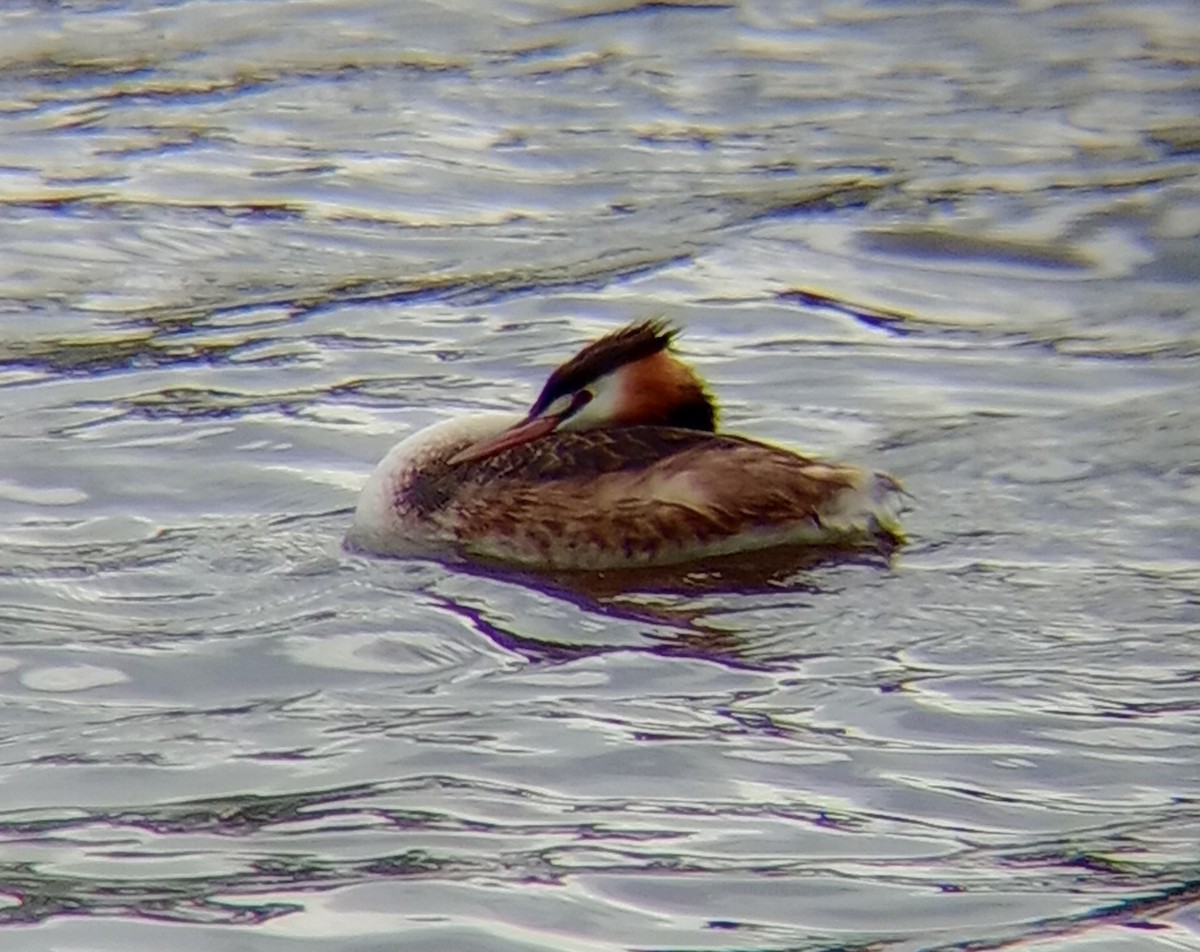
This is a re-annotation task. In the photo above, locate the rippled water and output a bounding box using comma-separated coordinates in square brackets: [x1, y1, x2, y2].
[2, 1, 1198, 949]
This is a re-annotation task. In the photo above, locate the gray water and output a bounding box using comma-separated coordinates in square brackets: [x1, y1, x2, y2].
[1, 1, 1198, 949]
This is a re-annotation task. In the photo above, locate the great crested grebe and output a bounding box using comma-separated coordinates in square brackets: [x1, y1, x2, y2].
[347, 320, 904, 569]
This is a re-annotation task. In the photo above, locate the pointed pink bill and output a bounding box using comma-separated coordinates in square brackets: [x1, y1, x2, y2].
[448, 414, 561, 466]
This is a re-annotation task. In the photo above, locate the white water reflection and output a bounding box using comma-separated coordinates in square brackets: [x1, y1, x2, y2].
[0, 0, 1198, 950]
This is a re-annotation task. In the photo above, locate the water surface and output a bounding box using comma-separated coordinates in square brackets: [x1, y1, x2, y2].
[1, 1, 1198, 949]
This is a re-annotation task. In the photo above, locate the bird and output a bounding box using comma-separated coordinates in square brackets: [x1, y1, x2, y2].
[347, 320, 904, 570]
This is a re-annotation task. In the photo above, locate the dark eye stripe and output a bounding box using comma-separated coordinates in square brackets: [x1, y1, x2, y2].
[530, 320, 675, 415]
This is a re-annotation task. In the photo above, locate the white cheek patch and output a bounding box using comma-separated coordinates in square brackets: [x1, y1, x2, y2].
[563, 376, 621, 430]
[543, 394, 574, 417]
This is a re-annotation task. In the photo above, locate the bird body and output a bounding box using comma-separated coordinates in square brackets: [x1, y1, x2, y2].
[347, 322, 903, 569]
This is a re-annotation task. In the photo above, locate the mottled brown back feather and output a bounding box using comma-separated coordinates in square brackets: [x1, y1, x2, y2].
[412, 427, 872, 565]
[416, 427, 744, 503]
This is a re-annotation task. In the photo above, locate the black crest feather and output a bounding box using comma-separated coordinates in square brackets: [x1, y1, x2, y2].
[530, 320, 677, 416]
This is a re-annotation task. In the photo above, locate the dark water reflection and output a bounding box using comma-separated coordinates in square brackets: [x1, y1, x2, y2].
[2, 0, 1199, 949]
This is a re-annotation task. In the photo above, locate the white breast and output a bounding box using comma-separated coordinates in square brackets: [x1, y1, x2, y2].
[345, 412, 521, 557]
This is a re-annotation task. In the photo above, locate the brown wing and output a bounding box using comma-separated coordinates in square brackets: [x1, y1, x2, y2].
[464, 426, 749, 481]
[413, 427, 875, 565]
[409, 427, 715, 512]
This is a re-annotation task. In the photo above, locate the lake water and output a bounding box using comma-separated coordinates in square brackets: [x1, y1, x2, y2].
[1, 1, 1198, 949]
